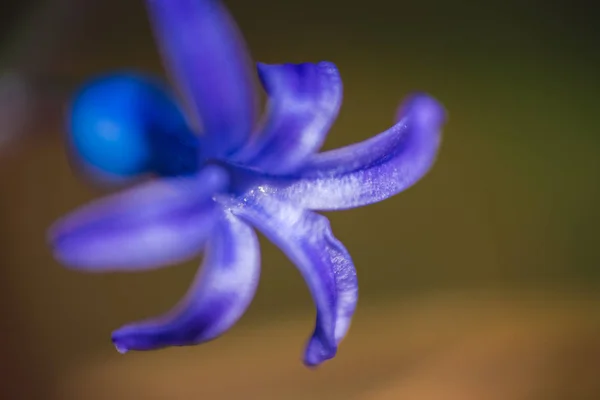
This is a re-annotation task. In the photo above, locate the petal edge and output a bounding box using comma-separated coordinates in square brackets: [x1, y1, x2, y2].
[112, 209, 260, 352]
[266, 94, 445, 210]
[234, 62, 343, 174]
[49, 166, 228, 271]
[225, 193, 358, 366]
[147, 0, 258, 156]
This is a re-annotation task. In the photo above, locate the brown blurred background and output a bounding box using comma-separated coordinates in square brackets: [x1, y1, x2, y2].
[1, 0, 600, 399]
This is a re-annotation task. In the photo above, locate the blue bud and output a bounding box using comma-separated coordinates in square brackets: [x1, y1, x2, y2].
[69, 73, 192, 177]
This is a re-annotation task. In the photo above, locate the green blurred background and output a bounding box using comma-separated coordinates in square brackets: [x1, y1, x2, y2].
[1, 0, 599, 399]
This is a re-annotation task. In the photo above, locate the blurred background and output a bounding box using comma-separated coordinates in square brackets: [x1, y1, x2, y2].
[1, 0, 600, 399]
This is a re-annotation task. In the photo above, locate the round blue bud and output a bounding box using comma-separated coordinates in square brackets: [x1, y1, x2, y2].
[69, 73, 189, 177]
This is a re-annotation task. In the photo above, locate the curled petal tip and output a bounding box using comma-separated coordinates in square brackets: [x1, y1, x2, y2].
[304, 337, 337, 367]
[114, 342, 129, 354]
[396, 93, 447, 125]
[111, 326, 154, 353]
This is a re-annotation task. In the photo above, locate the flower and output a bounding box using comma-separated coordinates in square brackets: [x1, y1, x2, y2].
[48, 0, 447, 367]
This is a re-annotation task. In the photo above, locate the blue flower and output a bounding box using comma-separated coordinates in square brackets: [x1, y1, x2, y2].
[49, 0, 447, 367]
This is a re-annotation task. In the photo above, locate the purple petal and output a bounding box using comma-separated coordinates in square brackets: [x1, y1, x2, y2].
[276, 93, 446, 210]
[49, 166, 229, 271]
[234, 62, 342, 174]
[225, 193, 358, 366]
[111, 210, 260, 352]
[146, 0, 257, 156]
